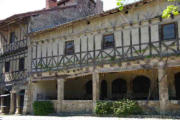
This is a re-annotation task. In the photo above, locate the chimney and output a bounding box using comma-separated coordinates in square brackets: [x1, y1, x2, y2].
[46, 0, 57, 9]
[95, 0, 103, 14]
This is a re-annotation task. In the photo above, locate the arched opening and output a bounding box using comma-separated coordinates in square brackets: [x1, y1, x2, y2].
[85, 80, 92, 100]
[64, 76, 92, 100]
[100, 80, 107, 100]
[133, 76, 151, 100]
[112, 79, 127, 100]
[175, 73, 180, 100]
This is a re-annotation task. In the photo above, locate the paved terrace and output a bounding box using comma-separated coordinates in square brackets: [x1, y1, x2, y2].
[0, 115, 180, 120]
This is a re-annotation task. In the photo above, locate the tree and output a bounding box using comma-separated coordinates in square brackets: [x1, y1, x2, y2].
[117, 0, 179, 18]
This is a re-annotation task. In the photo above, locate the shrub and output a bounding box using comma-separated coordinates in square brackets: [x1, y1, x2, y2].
[95, 101, 113, 115]
[113, 99, 142, 116]
[95, 99, 143, 117]
[33, 101, 54, 115]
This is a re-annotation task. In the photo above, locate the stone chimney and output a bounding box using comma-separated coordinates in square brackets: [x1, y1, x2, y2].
[46, 0, 57, 9]
[95, 0, 103, 14]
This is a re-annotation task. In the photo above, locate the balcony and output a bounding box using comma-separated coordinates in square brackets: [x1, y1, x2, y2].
[32, 39, 180, 72]
[0, 71, 28, 84]
[1, 39, 28, 56]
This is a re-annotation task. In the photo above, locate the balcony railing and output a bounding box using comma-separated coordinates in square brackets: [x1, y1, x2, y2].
[1, 39, 28, 56]
[0, 70, 28, 84]
[32, 39, 180, 72]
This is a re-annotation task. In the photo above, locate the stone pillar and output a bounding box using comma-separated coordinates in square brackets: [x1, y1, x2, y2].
[107, 80, 112, 99]
[57, 79, 64, 113]
[15, 94, 21, 114]
[9, 92, 15, 114]
[0, 97, 4, 113]
[93, 72, 100, 113]
[158, 61, 169, 114]
[23, 81, 33, 114]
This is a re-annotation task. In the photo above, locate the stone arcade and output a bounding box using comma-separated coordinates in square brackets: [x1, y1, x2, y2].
[0, 0, 180, 115]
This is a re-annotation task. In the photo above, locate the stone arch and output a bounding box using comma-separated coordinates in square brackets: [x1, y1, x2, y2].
[112, 79, 127, 100]
[175, 72, 180, 100]
[100, 80, 107, 100]
[133, 75, 151, 100]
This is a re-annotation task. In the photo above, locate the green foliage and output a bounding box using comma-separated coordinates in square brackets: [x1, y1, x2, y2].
[113, 99, 143, 116]
[117, 0, 125, 11]
[96, 100, 143, 116]
[95, 101, 114, 115]
[33, 101, 54, 116]
[162, 0, 179, 18]
[117, 0, 179, 18]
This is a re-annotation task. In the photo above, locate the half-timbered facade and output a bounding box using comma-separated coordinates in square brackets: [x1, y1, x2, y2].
[0, 0, 103, 115]
[0, 17, 29, 114]
[1, 0, 180, 115]
[28, 0, 180, 115]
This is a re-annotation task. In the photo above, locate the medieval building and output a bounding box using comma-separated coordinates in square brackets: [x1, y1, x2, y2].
[0, 0, 180, 115]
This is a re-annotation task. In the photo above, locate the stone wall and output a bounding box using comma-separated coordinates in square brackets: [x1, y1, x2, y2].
[29, 0, 97, 33]
[61, 100, 93, 113]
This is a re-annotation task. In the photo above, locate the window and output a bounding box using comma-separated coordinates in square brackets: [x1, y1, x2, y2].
[161, 23, 176, 40]
[19, 58, 25, 71]
[10, 32, 15, 43]
[103, 34, 115, 49]
[5, 61, 10, 72]
[65, 41, 74, 55]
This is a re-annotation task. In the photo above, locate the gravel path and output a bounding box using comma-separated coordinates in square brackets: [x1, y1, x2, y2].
[0, 115, 179, 120]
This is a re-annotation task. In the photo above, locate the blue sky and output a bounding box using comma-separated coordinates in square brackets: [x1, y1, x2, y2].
[0, 0, 138, 20]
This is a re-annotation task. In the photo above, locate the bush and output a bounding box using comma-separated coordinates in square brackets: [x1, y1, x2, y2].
[113, 99, 142, 116]
[33, 101, 54, 115]
[95, 99, 142, 117]
[95, 101, 113, 115]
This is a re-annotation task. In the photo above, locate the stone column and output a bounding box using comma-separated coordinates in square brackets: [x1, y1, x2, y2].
[57, 79, 64, 113]
[0, 97, 4, 113]
[23, 81, 33, 114]
[9, 92, 15, 114]
[15, 94, 21, 114]
[107, 80, 112, 99]
[158, 61, 169, 114]
[93, 72, 100, 113]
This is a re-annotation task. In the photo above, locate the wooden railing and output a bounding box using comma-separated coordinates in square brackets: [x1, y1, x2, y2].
[32, 39, 180, 72]
[1, 39, 28, 56]
[0, 70, 28, 84]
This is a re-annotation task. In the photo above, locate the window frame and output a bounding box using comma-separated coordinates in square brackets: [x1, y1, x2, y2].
[102, 34, 115, 50]
[9, 32, 16, 44]
[19, 57, 25, 71]
[64, 40, 75, 55]
[5, 61, 10, 73]
[161, 22, 177, 41]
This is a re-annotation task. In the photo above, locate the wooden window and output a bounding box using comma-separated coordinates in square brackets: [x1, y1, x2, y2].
[5, 61, 10, 72]
[19, 58, 25, 71]
[103, 34, 115, 49]
[65, 41, 74, 55]
[161, 23, 176, 40]
[10, 32, 15, 43]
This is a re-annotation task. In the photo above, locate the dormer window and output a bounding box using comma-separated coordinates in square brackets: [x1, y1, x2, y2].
[10, 32, 15, 43]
